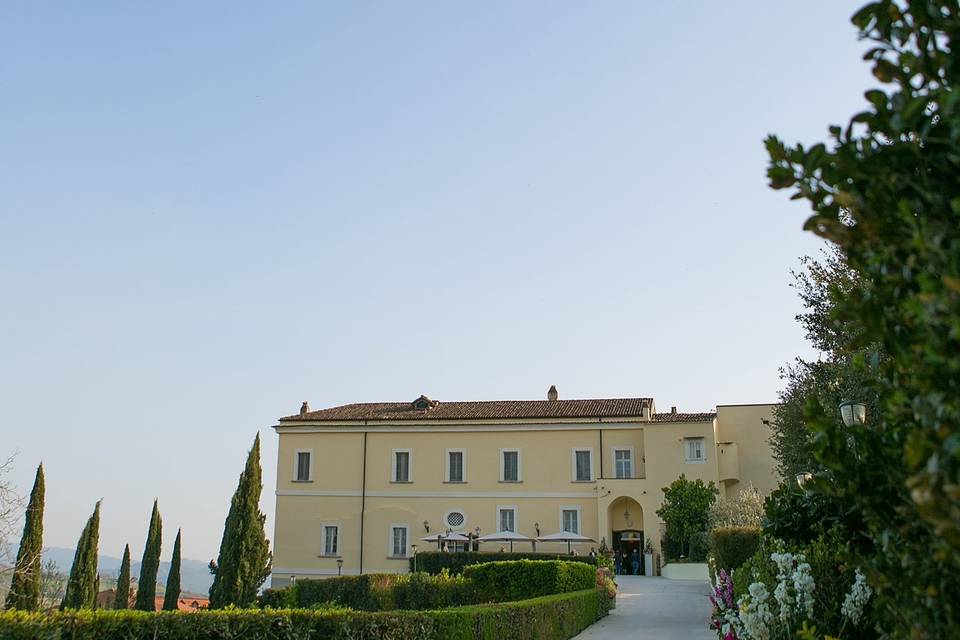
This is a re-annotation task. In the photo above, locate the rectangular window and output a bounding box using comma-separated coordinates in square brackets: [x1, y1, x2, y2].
[323, 525, 339, 556]
[498, 507, 517, 532]
[447, 450, 465, 483]
[573, 449, 593, 482]
[501, 449, 520, 482]
[393, 450, 411, 482]
[614, 448, 633, 478]
[391, 525, 408, 557]
[561, 508, 580, 534]
[685, 437, 706, 463]
[295, 450, 312, 482]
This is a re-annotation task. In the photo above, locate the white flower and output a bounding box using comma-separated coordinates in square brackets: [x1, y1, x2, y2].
[793, 560, 815, 619]
[841, 569, 872, 625]
[739, 581, 773, 640]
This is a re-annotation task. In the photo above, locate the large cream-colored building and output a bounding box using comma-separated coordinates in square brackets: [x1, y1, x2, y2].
[270, 388, 777, 586]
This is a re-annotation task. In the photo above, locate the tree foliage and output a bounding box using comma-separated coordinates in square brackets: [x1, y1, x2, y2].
[60, 501, 101, 610]
[162, 530, 182, 611]
[114, 545, 131, 610]
[767, 2, 960, 635]
[708, 485, 764, 530]
[209, 434, 272, 609]
[656, 474, 718, 560]
[134, 501, 162, 611]
[5, 464, 44, 611]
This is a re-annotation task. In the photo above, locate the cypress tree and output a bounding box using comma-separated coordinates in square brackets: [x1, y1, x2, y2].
[209, 434, 272, 608]
[134, 500, 162, 611]
[60, 500, 101, 610]
[162, 529, 182, 611]
[4, 464, 45, 611]
[113, 544, 131, 609]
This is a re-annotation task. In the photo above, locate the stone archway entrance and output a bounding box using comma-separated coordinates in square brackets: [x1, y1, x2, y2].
[608, 497, 645, 575]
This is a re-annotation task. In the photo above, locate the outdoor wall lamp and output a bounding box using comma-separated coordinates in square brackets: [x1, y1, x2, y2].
[839, 401, 867, 428]
[534, 522, 541, 536]
[423, 520, 430, 533]
[336, 558, 343, 576]
[796, 471, 813, 489]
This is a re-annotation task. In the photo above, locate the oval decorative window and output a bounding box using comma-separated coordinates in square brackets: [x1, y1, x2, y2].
[445, 510, 466, 529]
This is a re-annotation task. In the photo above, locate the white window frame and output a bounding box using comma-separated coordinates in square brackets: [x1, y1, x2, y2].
[499, 448, 522, 482]
[320, 522, 341, 557]
[571, 448, 594, 482]
[684, 437, 707, 464]
[559, 505, 582, 535]
[496, 505, 518, 533]
[392, 448, 413, 482]
[445, 448, 467, 483]
[293, 448, 314, 482]
[612, 446, 634, 479]
[388, 523, 410, 558]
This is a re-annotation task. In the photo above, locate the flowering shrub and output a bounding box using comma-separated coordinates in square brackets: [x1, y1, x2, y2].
[709, 543, 873, 640]
[595, 567, 617, 601]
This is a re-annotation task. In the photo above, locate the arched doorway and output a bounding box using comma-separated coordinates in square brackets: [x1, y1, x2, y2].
[608, 497, 645, 575]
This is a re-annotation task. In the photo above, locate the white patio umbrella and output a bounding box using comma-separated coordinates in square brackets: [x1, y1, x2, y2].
[421, 531, 470, 549]
[477, 530, 532, 552]
[535, 531, 596, 555]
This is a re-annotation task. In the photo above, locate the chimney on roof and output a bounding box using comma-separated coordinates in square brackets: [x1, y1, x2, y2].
[300, 401, 310, 416]
[547, 385, 558, 401]
[671, 406, 677, 414]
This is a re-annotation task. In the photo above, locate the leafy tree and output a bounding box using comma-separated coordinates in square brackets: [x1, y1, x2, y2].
[38, 559, 65, 610]
[209, 434, 272, 608]
[767, 2, 960, 635]
[134, 500, 162, 611]
[5, 464, 44, 610]
[60, 501, 101, 610]
[770, 249, 881, 481]
[113, 544, 131, 610]
[656, 474, 718, 560]
[708, 484, 764, 530]
[162, 529, 182, 611]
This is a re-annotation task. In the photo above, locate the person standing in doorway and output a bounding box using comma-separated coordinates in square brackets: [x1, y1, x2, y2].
[630, 548, 640, 575]
[614, 550, 622, 575]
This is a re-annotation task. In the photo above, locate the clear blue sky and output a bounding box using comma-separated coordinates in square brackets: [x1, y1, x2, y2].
[1, 1, 873, 564]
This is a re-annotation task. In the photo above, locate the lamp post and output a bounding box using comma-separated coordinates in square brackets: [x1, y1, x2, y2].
[336, 558, 343, 576]
[839, 401, 867, 428]
[411, 544, 418, 572]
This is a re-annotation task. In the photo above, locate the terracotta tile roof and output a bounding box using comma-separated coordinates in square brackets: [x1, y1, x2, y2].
[281, 397, 654, 423]
[652, 411, 716, 423]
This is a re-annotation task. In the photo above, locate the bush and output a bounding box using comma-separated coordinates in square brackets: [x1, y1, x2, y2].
[687, 532, 709, 562]
[0, 589, 607, 640]
[261, 572, 470, 611]
[732, 531, 872, 639]
[290, 574, 402, 610]
[413, 551, 597, 575]
[463, 560, 595, 603]
[709, 526, 761, 572]
[391, 571, 475, 610]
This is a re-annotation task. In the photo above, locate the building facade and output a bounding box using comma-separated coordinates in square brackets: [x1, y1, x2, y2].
[270, 388, 777, 587]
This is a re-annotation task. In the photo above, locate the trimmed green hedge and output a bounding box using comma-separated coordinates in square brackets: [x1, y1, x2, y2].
[0, 589, 608, 640]
[260, 571, 475, 611]
[260, 574, 405, 610]
[463, 560, 596, 603]
[413, 552, 597, 575]
[261, 560, 593, 610]
[709, 526, 761, 572]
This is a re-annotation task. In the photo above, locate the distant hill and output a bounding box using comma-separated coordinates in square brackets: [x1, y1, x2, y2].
[2, 545, 214, 596]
